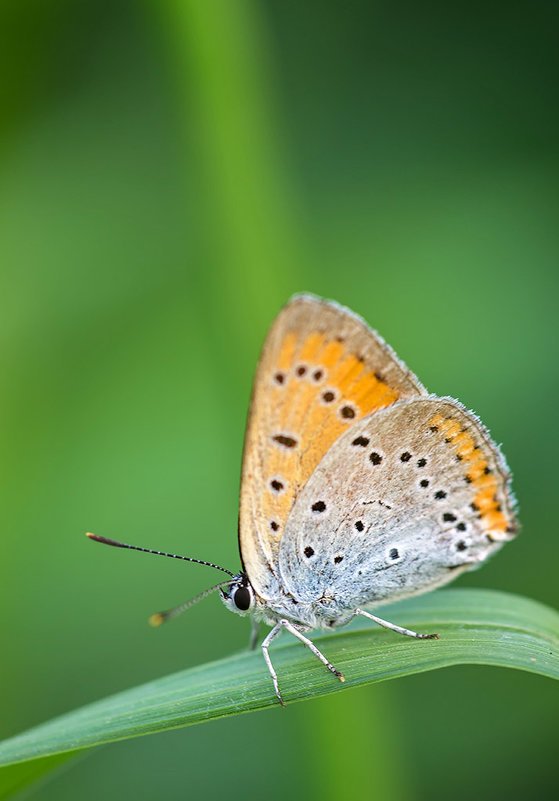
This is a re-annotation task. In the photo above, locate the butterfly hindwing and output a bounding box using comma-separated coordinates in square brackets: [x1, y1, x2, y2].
[277, 397, 518, 609]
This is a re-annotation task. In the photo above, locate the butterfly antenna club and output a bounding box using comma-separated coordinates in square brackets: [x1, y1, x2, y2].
[86, 533, 235, 576]
[149, 580, 232, 627]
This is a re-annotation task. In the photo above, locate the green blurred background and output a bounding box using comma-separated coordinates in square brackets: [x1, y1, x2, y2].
[1, 1, 558, 799]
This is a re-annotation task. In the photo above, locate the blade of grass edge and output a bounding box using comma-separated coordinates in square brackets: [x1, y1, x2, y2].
[0, 754, 79, 801]
[0, 589, 557, 770]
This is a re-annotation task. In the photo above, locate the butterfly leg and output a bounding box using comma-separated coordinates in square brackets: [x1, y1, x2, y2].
[356, 609, 439, 640]
[280, 619, 346, 683]
[261, 623, 286, 706]
[261, 619, 345, 707]
[249, 618, 260, 651]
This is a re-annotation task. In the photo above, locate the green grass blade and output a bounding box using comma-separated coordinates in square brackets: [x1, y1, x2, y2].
[1, 589, 557, 769]
[0, 753, 78, 800]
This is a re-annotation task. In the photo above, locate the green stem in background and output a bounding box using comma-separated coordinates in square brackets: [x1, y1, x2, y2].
[303, 687, 410, 801]
[152, 7, 402, 797]
[1, 590, 558, 772]
[157, 0, 306, 341]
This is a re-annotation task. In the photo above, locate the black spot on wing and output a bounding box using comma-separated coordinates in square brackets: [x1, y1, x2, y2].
[340, 405, 356, 420]
[272, 434, 298, 449]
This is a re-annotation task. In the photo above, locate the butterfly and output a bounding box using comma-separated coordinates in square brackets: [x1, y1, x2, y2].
[88, 294, 518, 705]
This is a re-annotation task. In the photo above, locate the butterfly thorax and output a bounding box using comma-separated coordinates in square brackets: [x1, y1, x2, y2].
[220, 574, 357, 631]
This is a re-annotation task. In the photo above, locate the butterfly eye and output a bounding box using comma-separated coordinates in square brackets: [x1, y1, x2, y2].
[233, 585, 252, 611]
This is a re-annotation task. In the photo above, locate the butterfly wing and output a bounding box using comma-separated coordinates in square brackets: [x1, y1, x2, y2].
[239, 294, 426, 599]
[278, 396, 518, 610]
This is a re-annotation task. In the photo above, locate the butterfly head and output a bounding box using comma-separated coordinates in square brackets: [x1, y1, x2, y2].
[219, 573, 254, 617]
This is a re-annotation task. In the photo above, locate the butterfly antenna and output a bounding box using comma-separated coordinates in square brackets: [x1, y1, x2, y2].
[149, 581, 231, 627]
[86, 533, 235, 577]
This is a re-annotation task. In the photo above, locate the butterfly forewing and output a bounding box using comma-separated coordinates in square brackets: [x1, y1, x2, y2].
[239, 294, 426, 598]
[277, 397, 518, 610]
